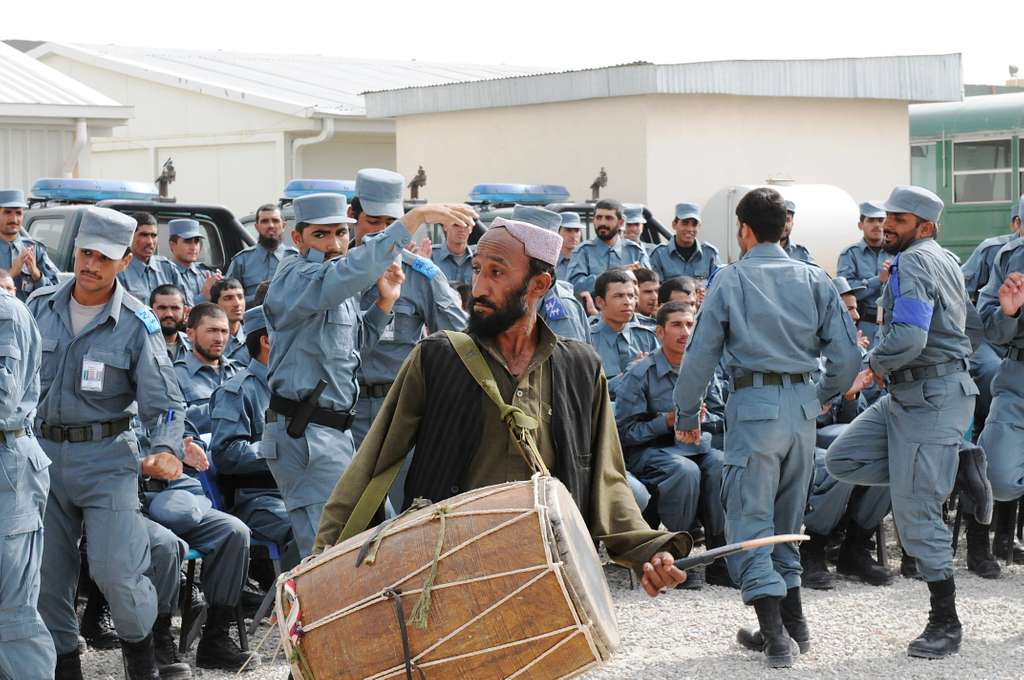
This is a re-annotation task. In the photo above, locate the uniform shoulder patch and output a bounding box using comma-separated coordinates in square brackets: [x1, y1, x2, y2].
[135, 306, 161, 334]
[26, 284, 59, 305]
[410, 255, 442, 280]
[542, 294, 568, 321]
[702, 241, 720, 253]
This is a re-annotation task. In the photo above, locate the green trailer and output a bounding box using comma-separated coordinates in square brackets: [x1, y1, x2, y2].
[910, 93, 1024, 260]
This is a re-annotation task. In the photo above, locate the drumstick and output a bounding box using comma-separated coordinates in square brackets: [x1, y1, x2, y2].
[672, 534, 810, 571]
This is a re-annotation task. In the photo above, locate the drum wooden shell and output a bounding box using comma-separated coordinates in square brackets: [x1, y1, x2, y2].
[277, 476, 619, 679]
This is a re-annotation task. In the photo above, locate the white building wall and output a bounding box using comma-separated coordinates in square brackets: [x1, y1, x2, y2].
[301, 136, 397, 181]
[0, 124, 75, 192]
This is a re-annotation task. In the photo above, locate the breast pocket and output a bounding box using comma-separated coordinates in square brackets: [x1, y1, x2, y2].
[388, 301, 420, 343]
[40, 338, 59, 386]
[325, 306, 356, 353]
[82, 348, 132, 397]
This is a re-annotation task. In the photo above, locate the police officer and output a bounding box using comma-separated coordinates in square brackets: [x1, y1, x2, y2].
[977, 195, 1024, 563]
[0, 291, 55, 679]
[555, 211, 583, 281]
[225, 203, 297, 306]
[150, 284, 192, 362]
[350, 169, 468, 454]
[780, 200, 815, 264]
[674, 187, 860, 667]
[590, 269, 659, 399]
[262, 191, 475, 557]
[511, 205, 591, 343]
[622, 204, 648, 247]
[209, 306, 293, 554]
[430, 206, 475, 285]
[962, 203, 1020, 300]
[837, 201, 892, 343]
[567, 199, 651, 309]
[29, 206, 187, 679]
[117, 212, 187, 304]
[210, 278, 249, 363]
[0, 189, 60, 301]
[649, 202, 720, 282]
[173, 303, 241, 435]
[163, 218, 219, 305]
[826, 186, 983, 659]
[615, 301, 730, 587]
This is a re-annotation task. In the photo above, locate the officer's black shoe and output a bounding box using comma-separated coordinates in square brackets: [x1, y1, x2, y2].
[737, 587, 811, 655]
[957, 443, 993, 525]
[750, 596, 797, 668]
[907, 578, 962, 659]
[153, 614, 193, 679]
[992, 500, 1024, 563]
[120, 633, 161, 680]
[836, 525, 894, 586]
[196, 606, 258, 672]
[965, 514, 1001, 579]
[81, 587, 120, 649]
[799, 533, 834, 590]
[55, 649, 84, 680]
[900, 549, 921, 579]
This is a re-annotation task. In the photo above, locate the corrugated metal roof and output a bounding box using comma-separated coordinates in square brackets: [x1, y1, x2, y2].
[910, 92, 1024, 140]
[0, 41, 131, 120]
[27, 42, 548, 118]
[364, 54, 964, 118]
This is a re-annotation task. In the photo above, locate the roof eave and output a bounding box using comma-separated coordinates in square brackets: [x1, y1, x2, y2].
[0, 103, 133, 122]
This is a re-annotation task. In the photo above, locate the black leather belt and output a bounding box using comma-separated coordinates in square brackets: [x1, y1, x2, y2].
[888, 359, 969, 385]
[266, 395, 354, 432]
[38, 418, 131, 443]
[359, 381, 394, 399]
[733, 373, 809, 390]
[1007, 347, 1024, 361]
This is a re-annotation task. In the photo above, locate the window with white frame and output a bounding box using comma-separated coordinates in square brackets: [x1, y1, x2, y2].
[953, 139, 1013, 203]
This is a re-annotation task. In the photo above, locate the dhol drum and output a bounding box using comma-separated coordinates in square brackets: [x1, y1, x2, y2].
[276, 475, 619, 679]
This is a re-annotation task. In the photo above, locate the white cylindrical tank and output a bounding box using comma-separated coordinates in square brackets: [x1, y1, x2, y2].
[701, 183, 862, 276]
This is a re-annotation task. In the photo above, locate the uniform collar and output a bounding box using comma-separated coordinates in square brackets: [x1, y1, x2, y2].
[654, 350, 678, 378]
[131, 254, 161, 273]
[52, 277, 125, 327]
[742, 243, 789, 260]
[303, 248, 327, 264]
[439, 241, 471, 262]
[174, 259, 203, 275]
[247, 359, 269, 384]
[857, 239, 884, 253]
[183, 350, 223, 376]
[674, 239, 704, 258]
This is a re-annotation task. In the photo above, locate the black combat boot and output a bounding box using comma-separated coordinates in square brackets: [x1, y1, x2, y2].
[152, 614, 193, 679]
[195, 606, 258, 671]
[836, 524, 894, 586]
[907, 577, 962, 659]
[55, 650, 84, 680]
[80, 587, 120, 649]
[965, 514, 1001, 579]
[737, 587, 811, 655]
[799, 532, 834, 590]
[957, 443, 993, 525]
[703, 534, 737, 588]
[749, 597, 797, 668]
[992, 500, 1024, 563]
[901, 548, 921, 579]
[120, 633, 161, 680]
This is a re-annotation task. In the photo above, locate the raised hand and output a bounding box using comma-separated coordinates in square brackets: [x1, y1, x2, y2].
[998, 272, 1024, 317]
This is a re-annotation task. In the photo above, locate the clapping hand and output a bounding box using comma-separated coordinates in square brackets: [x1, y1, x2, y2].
[998, 272, 1024, 317]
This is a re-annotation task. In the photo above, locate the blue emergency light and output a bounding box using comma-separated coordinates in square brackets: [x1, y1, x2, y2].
[30, 178, 160, 202]
[469, 183, 571, 205]
[284, 179, 356, 200]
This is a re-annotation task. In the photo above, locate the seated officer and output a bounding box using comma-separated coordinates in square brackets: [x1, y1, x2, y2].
[658, 275, 698, 306]
[163, 218, 220, 304]
[0, 189, 60, 301]
[567, 199, 651, 308]
[143, 435, 254, 672]
[210, 278, 249, 363]
[614, 301, 730, 587]
[118, 212, 187, 304]
[589, 269, 659, 397]
[780, 200, 815, 263]
[173, 304, 241, 434]
[209, 306, 294, 558]
[150, 284, 191, 362]
[649, 202, 720, 282]
[634, 267, 661, 324]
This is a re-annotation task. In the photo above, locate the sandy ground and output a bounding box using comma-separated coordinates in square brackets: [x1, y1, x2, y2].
[80, 529, 1024, 679]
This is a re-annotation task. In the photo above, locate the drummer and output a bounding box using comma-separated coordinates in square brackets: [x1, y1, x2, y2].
[314, 217, 689, 595]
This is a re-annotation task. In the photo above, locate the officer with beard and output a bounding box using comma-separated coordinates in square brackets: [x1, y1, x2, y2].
[313, 217, 690, 597]
[149, 284, 191, 361]
[226, 204, 297, 306]
[173, 304, 241, 435]
[567, 199, 650, 312]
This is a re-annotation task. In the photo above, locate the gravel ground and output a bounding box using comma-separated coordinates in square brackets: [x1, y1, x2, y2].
[81, 526, 1024, 679]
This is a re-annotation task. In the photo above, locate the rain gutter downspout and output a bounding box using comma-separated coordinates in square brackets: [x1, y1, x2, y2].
[291, 116, 335, 179]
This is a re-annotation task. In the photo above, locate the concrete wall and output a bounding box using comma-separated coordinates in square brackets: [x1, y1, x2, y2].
[301, 135, 397, 182]
[0, 123, 75, 192]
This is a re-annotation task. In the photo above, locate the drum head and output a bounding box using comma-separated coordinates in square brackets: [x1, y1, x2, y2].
[544, 477, 619, 657]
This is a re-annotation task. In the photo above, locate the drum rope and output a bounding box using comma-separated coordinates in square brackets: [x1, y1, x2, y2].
[358, 499, 432, 567]
[384, 588, 426, 680]
[505, 629, 584, 680]
[409, 505, 450, 629]
[281, 578, 315, 680]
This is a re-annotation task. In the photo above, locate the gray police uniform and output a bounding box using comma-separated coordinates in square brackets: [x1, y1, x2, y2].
[173, 353, 241, 435]
[225, 242, 298, 306]
[225, 327, 249, 365]
[210, 359, 292, 548]
[144, 517, 186, 619]
[262, 220, 411, 557]
[353, 249, 467, 445]
[430, 242, 474, 286]
[166, 332, 191, 363]
[0, 293, 55, 679]
[117, 254, 186, 306]
[615, 351, 725, 535]
[827, 237, 977, 582]
[784, 241, 815, 264]
[567, 237, 651, 298]
[159, 259, 207, 306]
[674, 242, 860, 604]
[589, 317, 659, 398]
[542, 281, 591, 343]
[648, 240, 720, 282]
[556, 253, 573, 282]
[837, 240, 892, 343]
[30, 278, 185, 653]
[977, 236, 1024, 503]
[1, 234, 61, 303]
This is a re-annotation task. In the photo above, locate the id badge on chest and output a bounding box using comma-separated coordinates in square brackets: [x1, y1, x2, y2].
[380, 317, 396, 342]
[81, 359, 105, 392]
